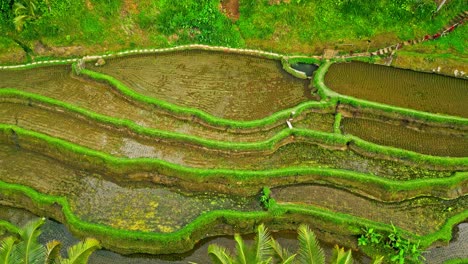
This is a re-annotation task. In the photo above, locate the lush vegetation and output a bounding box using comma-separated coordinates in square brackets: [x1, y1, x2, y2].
[358, 226, 424, 263]
[207, 224, 384, 264]
[0, 218, 100, 264]
[0, 0, 466, 62]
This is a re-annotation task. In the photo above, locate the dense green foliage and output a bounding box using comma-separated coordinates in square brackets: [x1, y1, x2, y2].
[0, 218, 100, 264]
[208, 224, 330, 264]
[156, 0, 243, 46]
[0, 178, 466, 255]
[0, 0, 466, 60]
[358, 226, 424, 263]
[237, 0, 461, 48]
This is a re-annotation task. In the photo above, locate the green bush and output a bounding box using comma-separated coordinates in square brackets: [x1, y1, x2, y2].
[156, 0, 243, 46]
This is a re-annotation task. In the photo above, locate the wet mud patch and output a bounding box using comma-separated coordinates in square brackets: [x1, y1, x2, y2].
[272, 184, 468, 236]
[70, 177, 259, 233]
[89, 50, 314, 120]
[325, 62, 468, 118]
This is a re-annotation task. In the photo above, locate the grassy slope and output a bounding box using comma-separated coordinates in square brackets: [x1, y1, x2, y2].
[0, 0, 466, 63]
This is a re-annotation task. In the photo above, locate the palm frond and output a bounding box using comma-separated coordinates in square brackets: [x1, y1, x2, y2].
[253, 225, 273, 262]
[45, 240, 62, 264]
[297, 225, 324, 264]
[370, 255, 384, 264]
[59, 238, 100, 264]
[13, 15, 29, 31]
[13, 2, 27, 16]
[331, 245, 353, 264]
[0, 236, 17, 264]
[270, 238, 296, 264]
[208, 244, 234, 264]
[281, 255, 297, 264]
[234, 234, 248, 264]
[15, 217, 46, 264]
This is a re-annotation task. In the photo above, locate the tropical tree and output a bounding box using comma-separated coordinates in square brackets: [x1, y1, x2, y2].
[208, 224, 384, 264]
[208, 224, 338, 264]
[13, 0, 45, 31]
[0, 217, 100, 264]
[208, 224, 273, 264]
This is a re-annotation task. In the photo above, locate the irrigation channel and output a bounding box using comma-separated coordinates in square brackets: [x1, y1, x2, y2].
[0, 48, 467, 262]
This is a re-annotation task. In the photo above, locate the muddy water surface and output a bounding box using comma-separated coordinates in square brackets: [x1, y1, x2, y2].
[0, 66, 330, 142]
[273, 184, 467, 236]
[89, 50, 314, 120]
[0, 103, 455, 178]
[341, 117, 468, 157]
[0, 206, 370, 264]
[325, 62, 468, 117]
[0, 145, 259, 233]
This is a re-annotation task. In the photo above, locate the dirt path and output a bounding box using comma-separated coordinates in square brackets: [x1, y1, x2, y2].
[221, 0, 239, 21]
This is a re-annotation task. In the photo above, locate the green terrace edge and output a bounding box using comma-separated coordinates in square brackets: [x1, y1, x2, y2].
[0, 92, 466, 163]
[1, 124, 467, 200]
[1, 46, 466, 128]
[0, 88, 468, 162]
[0, 179, 466, 254]
[80, 62, 468, 127]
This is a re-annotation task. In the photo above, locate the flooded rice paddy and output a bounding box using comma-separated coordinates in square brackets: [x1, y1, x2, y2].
[0, 103, 456, 179]
[0, 144, 259, 233]
[341, 117, 468, 157]
[325, 62, 468, 118]
[0, 205, 373, 264]
[88, 50, 315, 120]
[0, 66, 331, 142]
[0, 50, 466, 260]
[272, 184, 467, 236]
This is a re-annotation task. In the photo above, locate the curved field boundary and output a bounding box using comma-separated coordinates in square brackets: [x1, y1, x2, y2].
[0, 89, 337, 151]
[0, 220, 20, 235]
[1, 124, 467, 201]
[79, 67, 329, 129]
[316, 61, 468, 125]
[0, 179, 465, 254]
[0, 58, 78, 70]
[2, 47, 465, 130]
[0, 92, 466, 165]
[81, 63, 468, 129]
[0, 44, 308, 69]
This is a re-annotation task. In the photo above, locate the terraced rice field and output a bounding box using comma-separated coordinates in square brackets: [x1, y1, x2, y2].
[0, 49, 467, 262]
[324, 61, 468, 118]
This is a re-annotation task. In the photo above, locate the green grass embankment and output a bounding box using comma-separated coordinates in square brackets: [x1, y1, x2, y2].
[1, 124, 466, 201]
[0, 89, 339, 151]
[333, 113, 342, 134]
[0, 179, 465, 254]
[1, 90, 466, 167]
[0, 219, 20, 235]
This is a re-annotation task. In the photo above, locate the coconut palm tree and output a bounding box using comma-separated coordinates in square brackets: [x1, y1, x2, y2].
[208, 224, 273, 264]
[208, 224, 327, 264]
[208, 224, 383, 264]
[0, 218, 100, 264]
